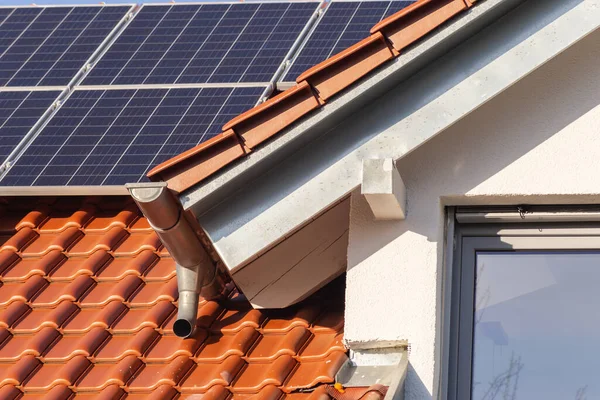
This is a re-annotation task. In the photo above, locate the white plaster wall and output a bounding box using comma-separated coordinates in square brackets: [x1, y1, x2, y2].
[345, 30, 600, 399]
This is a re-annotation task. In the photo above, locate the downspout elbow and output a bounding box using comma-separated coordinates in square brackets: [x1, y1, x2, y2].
[126, 182, 222, 338]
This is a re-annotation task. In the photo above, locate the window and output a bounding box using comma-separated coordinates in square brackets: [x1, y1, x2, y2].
[448, 213, 600, 400]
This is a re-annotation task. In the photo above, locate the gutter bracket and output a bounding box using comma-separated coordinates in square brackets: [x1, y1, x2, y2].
[361, 159, 407, 220]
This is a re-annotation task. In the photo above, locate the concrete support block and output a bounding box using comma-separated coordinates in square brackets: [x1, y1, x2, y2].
[361, 159, 406, 220]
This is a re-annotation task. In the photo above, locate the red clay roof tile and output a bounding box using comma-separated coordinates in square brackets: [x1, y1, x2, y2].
[0, 196, 349, 398]
[297, 32, 396, 101]
[3, 250, 65, 282]
[43, 327, 109, 363]
[147, 129, 247, 193]
[371, 0, 471, 52]
[247, 326, 311, 362]
[144, 329, 207, 363]
[147, 0, 478, 194]
[284, 351, 348, 392]
[222, 80, 322, 149]
[196, 327, 259, 363]
[231, 355, 297, 393]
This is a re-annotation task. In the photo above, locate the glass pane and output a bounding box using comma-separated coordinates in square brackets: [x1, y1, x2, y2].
[472, 251, 600, 400]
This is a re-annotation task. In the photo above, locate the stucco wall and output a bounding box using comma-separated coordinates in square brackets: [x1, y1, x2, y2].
[345, 30, 600, 399]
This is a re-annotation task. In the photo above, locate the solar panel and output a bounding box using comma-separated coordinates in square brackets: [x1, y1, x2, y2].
[0, 6, 130, 87]
[1, 86, 263, 186]
[0, 90, 59, 165]
[82, 2, 319, 86]
[283, 0, 415, 81]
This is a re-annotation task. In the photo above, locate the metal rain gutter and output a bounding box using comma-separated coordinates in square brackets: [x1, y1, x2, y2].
[126, 182, 223, 338]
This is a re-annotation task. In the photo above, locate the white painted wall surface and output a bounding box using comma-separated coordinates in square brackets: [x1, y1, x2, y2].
[345, 30, 600, 399]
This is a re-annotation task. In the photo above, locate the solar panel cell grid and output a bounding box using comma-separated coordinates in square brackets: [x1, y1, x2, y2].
[2, 86, 263, 186]
[0, 6, 130, 87]
[0, 90, 59, 164]
[283, 0, 415, 81]
[82, 2, 319, 86]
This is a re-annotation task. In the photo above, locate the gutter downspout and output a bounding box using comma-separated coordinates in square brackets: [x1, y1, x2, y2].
[126, 182, 222, 338]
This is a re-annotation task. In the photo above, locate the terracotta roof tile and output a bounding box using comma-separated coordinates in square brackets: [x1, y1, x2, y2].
[147, 0, 477, 193]
[222, 80, 322, 149]
[231, 355, 297, 393]
[371, 0, 471, 52]
[3, 250, 66, 282]
[0, 196, 349, 398]
[0, 328, 58, 362]
[144, 329, 207, 363]
[43, 327, 109, 362]
[247, 327, 311, 362]
[0, 384, 21, 400]
[95, 250, 155, 281]
[196, 327, 259, 363]
[147, 129, 248, 194]
[297, 32, 396, 101]
[284, 351, 349, 392]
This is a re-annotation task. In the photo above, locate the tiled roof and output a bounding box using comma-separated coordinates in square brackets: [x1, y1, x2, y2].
[0, 196, 351, 399]
[147, 0, 478, 193]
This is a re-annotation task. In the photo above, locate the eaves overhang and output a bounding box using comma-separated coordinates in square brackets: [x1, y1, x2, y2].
[182, 0, 600, 271]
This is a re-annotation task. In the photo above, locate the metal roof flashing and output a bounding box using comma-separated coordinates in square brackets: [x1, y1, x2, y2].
[179, 0, 522, 214]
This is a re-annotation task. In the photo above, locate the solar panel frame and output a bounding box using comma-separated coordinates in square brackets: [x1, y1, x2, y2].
[0, 89, 61, 167]
[0, 4, 134, 88]
[0, 85, 265, 187]
[82, 1, 321, 86]
[281, 0, 416, 82]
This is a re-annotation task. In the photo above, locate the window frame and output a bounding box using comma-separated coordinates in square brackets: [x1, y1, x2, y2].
[447, 217, 600, 400]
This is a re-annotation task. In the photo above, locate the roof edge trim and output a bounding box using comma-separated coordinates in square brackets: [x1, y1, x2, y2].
[180, 0, 518, 212]
[146, 0, 479, 194]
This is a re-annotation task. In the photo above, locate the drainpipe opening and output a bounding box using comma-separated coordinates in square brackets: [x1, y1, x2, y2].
[173, 318, 194, 338]
[126, 182, 222, 338]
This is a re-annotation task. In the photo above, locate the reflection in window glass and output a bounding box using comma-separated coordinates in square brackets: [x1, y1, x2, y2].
[472, 252, 600, 399]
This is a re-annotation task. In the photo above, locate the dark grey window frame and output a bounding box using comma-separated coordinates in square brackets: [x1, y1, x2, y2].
[446, 208, 600, 400]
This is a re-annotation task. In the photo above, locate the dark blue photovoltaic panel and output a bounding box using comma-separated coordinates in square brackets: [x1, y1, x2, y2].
[0, 6, 130, 87]
[283, 0, 415, 81]
[83, 2, 319, 85]
[1, 86, 263, 186]
[0, 90, 59, 164]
